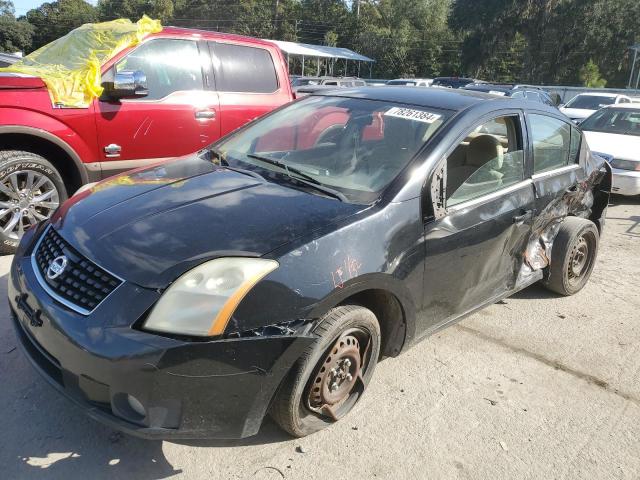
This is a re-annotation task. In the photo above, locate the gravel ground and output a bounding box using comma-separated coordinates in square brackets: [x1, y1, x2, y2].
[1, 196, 638, 480]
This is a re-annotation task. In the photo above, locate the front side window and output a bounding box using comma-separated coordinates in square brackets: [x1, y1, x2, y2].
[530, 114, 572, 174]
[580, 108, 640, 137]
[446, 115, 525, 206]
[211, 96, 451, 203]
[210, 42, 278, 93]
[115, 39, 203, 100]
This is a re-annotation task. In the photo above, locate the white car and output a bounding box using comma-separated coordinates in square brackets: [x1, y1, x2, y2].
[560, 92, 633, 123]
[581, 104, 640, 196]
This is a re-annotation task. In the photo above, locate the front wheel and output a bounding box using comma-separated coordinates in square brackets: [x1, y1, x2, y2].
[270, 305, 381, 437]
[0, 151, 67, 254]
[541, 217, 599, 296]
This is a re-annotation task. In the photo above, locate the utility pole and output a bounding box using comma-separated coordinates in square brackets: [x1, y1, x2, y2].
[356, 0, 361, 17]
[273, 0, 280, 36]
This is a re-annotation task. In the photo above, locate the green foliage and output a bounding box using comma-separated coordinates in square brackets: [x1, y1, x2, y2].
[0, 1, 34, 53]
[11, 0, 640, 87]
[25, 0, 97, 51]
[580, 60, 607, 88]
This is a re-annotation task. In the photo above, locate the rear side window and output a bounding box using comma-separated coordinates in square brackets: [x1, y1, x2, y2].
[116, 39, 203, 100]
[210, 42, 278, 93]
[530, 114, 571, 174]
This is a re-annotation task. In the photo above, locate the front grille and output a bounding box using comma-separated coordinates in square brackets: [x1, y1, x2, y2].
[610, 158, 640, 172]
[33, 227, 122, 314]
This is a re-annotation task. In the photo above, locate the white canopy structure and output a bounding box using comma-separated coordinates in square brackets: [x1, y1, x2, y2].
[268, 39, 375, 78]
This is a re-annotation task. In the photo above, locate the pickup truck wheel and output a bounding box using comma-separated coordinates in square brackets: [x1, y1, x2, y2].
[270, 305, 380, 437]
[0, 151, 67, 254]
[542, 217, 599, 296]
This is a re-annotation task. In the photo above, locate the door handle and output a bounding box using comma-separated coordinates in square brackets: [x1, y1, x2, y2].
[513, 209, 534, 225]
[104, 143, 121, 158]
[195, 110, 216, 120]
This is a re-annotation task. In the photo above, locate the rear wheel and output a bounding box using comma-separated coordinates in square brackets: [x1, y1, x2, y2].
[270, 305, 381, 437]
[0, 151, 67, 254]
[542, 217, 599, 296]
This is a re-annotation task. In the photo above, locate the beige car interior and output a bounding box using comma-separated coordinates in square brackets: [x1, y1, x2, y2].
[446, 116, 524, 205]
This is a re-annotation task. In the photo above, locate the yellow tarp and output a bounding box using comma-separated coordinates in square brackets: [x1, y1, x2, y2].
[1, 16, 162, 108]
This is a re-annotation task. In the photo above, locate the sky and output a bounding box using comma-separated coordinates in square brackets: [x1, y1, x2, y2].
[14, 0, 98, 16]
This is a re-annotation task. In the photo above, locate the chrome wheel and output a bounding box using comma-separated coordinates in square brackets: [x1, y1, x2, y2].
[0, 170, 60, 240]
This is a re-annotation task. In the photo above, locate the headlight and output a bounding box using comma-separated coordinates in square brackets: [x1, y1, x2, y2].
[143, 258, 278, 337]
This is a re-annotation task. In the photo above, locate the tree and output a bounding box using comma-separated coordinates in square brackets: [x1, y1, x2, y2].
[97, 0, 175, 24]
[0, 1, 34, 53]
[580, 60, 607, 88]
[25, 0, 97, 51]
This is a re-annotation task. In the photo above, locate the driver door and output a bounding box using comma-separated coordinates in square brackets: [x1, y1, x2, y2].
[419, 112, 536, 333]
[94, 38, 220, 174]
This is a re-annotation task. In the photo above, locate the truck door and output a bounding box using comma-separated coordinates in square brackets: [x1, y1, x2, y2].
[207, 41, 290, 137]
[94, 38, 220, 175]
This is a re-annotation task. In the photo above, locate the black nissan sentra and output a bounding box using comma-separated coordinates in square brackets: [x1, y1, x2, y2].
[10, 88, 611, 439]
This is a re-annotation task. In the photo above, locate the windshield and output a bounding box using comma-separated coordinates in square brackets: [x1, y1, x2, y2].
[580, 108, 640, 136]
[211, 96, 451, 203]
[565, 95, 615, 110]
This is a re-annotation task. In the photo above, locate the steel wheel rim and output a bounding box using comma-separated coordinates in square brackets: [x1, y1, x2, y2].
[305, 327, 373, 422]
[567, 233, 593, 287]
[0, 170, 59, 240]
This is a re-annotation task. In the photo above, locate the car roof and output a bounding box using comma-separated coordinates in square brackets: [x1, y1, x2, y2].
[603, 103, 640, 110]
[574, 92, 620, 98]
[157, 26, 279, 49]
[465, 84, 513, 92]
[310, 86, 559, 114]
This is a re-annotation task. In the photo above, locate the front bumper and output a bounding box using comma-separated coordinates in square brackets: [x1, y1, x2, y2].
[9, 253, 314, 439]
[611, 168, 640, 196]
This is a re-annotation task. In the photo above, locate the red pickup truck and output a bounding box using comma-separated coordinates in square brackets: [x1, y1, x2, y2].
[0, 27, 294, 252]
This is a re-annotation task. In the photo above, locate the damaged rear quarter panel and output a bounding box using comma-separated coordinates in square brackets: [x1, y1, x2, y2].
[525, 140, 611, 274]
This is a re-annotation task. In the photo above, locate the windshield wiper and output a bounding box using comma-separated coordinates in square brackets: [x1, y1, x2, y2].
[202, 149, 265, 181]
[246, 154, 347, 202]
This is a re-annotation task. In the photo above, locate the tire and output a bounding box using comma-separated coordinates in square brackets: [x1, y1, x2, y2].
[0, 151, 67, 255]
[270, 305, 381, 437]
[542, 217, 599, 296]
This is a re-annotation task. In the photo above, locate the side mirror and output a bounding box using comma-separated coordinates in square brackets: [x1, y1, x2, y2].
[104, 70, 148, 100]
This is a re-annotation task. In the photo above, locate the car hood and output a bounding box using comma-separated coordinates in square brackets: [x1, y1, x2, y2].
[559, 107, 594, 120]
[584, 131, 640, 161]
[51, 155, 364, 288]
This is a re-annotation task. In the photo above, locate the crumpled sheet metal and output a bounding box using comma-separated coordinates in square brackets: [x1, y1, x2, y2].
[0, 16, 161, 108]
[523, 163, 607, 273]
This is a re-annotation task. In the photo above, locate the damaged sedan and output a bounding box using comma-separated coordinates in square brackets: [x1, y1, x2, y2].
[9, 88, 611, 439]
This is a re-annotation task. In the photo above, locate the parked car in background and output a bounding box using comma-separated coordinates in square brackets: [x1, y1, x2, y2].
[290, 76, 320, 87]
[463, 83, 556, 106]
[386, 78, 433, 87]
[432, 77, 477, 89]
[0, 52, 21, 68]
[10, 87, 610, 440]
[559, 92, 632, 122]
[581, 104, 640, 196]
[0, 27, 294, 253]
[293, 76, 367, 96]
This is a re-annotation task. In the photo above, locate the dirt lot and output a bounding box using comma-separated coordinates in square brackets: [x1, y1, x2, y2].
[0, 196, 638, 480]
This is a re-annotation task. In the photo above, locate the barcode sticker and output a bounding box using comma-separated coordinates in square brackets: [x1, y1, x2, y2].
[384, 107, 442, 123]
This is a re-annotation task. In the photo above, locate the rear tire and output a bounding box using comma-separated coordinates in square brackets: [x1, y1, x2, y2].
[270, 305, 381, 437]
[0, 151, 67, 255]
[542, 217, 599, 296]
